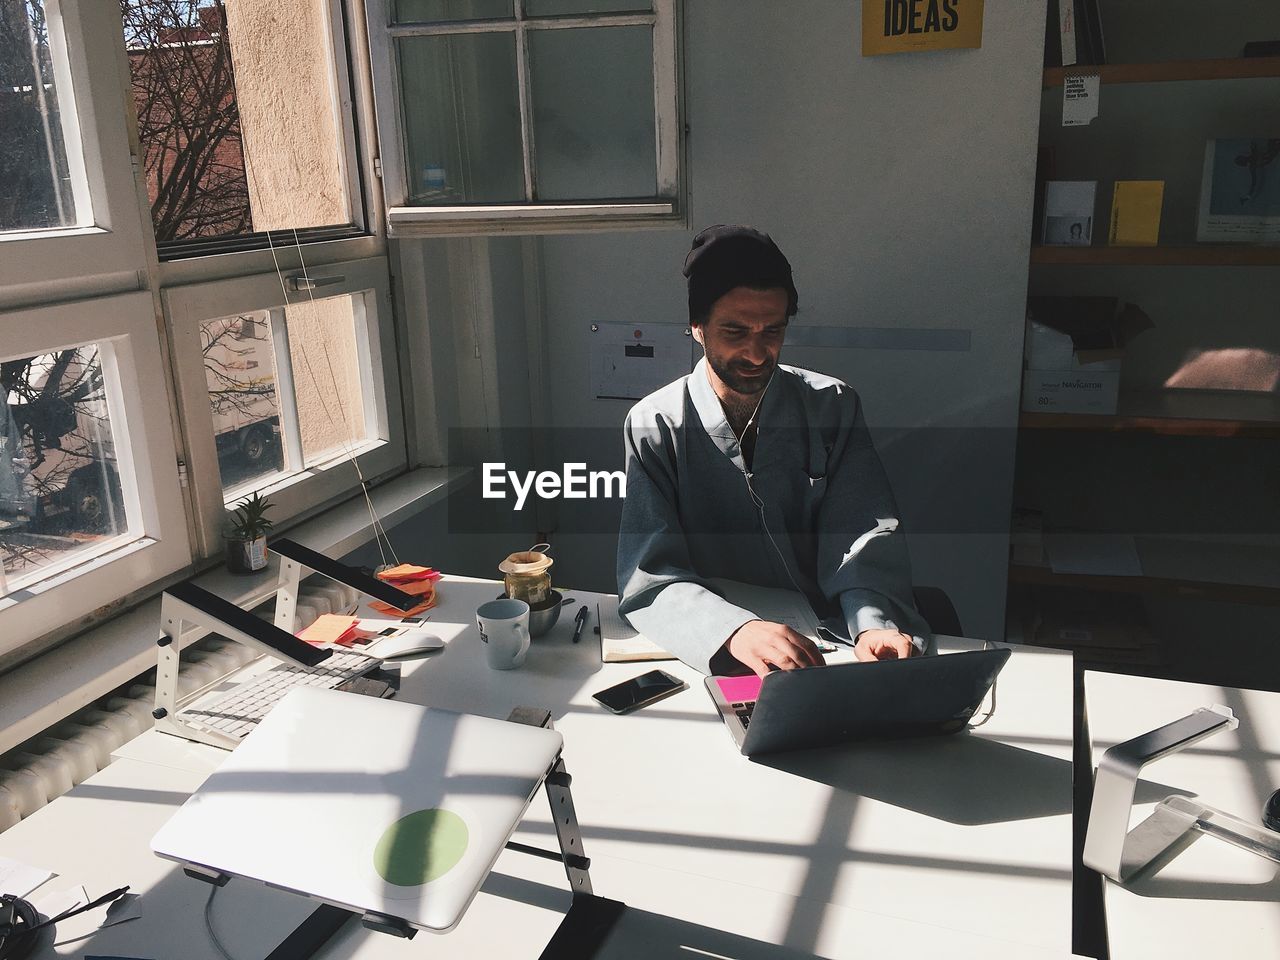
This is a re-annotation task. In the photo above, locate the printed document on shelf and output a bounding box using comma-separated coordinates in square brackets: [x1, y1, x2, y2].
[1063, 75, 1100, 127]
[1045, 534, 1142, 577]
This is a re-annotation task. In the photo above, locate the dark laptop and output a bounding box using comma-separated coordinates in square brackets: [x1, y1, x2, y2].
[704, 648, 1011, 756]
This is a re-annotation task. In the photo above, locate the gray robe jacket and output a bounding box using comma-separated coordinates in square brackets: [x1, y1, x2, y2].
[617, 358, 931, 673]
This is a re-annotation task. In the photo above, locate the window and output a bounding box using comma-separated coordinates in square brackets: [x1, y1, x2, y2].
[201, 294, 375, 501]
[0, 0, 150, 292]
[0, 0, 404, 667]
[0, 0, 85, 233]
[366, 0, 682, 235]
[0, 293, 192, 658]
[121, 0, 367, 257]
[165, 258, 406, 558]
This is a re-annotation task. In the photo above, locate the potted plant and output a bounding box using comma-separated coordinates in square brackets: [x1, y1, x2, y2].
[224, 490, 274, 574]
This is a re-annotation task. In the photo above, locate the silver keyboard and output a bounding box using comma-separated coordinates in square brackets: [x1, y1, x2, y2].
[178, 650, 380, 740]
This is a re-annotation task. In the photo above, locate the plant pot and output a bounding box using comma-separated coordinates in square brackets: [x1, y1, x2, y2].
[224, 534, 268, 574]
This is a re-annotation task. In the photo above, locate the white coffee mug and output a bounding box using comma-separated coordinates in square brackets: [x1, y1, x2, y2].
[476, 598, 531, 670]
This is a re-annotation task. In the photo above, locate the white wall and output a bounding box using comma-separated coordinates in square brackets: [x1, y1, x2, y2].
[396, 0, 1049, 639]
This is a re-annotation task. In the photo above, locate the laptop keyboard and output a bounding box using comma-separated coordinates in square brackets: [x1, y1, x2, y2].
[732, 701, 756, 728]
[178, 651, 380, 740]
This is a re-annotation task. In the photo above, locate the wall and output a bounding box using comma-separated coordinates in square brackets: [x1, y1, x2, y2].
[224, 0, 347, 229]
[396, 1, 1050, 638]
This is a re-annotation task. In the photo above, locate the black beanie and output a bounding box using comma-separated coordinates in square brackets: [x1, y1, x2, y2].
[682, 224, 798, 324]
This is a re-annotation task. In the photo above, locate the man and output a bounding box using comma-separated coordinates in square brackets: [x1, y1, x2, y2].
[616, 225, 932, 678]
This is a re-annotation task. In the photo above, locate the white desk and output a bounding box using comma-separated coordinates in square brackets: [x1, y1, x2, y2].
[0, 575, 1079, 959]
[1084, 671, 1280, 959]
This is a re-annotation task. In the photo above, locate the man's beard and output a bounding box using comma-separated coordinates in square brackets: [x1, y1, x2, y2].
[708, 353, 774, 396]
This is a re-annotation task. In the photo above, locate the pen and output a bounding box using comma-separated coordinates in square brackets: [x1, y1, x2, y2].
[571, 605, 589, 643]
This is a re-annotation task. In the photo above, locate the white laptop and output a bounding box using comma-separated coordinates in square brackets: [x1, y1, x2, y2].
[151, 687, 563, 933]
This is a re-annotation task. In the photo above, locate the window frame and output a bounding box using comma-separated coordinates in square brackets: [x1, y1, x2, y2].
[365, 0, 683, 236]
[0, 292, 193, 659]
[123, 0, 374, 261]
[162, 257, 407, 559]
[0, 0, 151, 294]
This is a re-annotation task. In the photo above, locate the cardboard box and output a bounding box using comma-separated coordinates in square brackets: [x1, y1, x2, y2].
[1023, 368, 1121, 414]
[1021, 297, 1154, 415]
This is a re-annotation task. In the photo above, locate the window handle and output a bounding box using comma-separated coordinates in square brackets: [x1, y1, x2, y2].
[289, 273, 345, 291]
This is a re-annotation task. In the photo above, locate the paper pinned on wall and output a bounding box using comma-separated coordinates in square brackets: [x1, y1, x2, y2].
[1063, 75, 1100, 127]
[589, 322, 694, 402]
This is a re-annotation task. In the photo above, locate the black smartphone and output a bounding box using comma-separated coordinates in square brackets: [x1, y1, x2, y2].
[593, 669, 687, 715]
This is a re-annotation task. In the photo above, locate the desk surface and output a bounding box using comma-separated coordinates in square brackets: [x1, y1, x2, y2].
[1084, 671, 1280, 959]
[0, 575, 1079, 959]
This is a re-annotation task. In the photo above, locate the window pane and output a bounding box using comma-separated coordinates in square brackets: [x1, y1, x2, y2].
[398, 32, 524, 203]
[529, 26, 655, 200]
[122, 0, 353, 245]
[525, 1, 651, 15]
[0, 0, 80, 233]
[284, 294, 369, 466]
[0, 346, 128, 587]
[202, 311, 286, 493]
[393, 0, 512, 24]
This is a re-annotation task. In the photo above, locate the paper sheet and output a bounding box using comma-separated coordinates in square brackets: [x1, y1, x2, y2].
[32, 883, 86, 920]
[1045, 534, 1143, 577]
[1063, 75, 1100, 127]
[597, 597, 674, 663]
[377, 564, 441, 582]
[0, 857, 55, 898]
[589, 322, 694, 401]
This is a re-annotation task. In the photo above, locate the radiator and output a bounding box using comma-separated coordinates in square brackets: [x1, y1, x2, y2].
[0, 582, 358, 832]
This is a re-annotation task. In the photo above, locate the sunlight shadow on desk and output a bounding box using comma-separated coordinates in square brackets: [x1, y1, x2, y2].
[1122, 835, 1280, 903]
[754, 733, 1074, 825]
[482, 872, 834, 960]
[67, 784, 192, 807]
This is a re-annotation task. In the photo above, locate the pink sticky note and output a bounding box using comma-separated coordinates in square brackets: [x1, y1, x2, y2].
[714, 674, 763, 703]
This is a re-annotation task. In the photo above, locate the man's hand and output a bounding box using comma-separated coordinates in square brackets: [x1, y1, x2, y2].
[854, 629, 917, 662]
[726, 619, 825, 678]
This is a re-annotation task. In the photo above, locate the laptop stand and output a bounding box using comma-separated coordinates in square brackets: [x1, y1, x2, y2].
[180, 706, 625, 960]
[153, 546, 417, 750]
[1084, 704, 1280, 882]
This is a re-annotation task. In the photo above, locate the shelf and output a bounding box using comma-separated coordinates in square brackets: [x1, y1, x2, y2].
[1009, 537, 1280, 607]
[1030, 245, 1280, 266]
[1009, 563, 1280, 607]
[1043, 56, 1280, 87]
[1019, 392, 1280, 438]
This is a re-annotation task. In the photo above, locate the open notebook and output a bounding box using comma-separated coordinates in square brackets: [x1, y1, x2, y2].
[599, 579, 825, 663]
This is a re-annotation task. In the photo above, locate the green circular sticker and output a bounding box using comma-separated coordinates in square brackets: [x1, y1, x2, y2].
[373, 808, 469, 886]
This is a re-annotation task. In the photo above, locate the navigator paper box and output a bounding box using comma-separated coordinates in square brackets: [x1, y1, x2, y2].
[1022, 297, 1153, 414]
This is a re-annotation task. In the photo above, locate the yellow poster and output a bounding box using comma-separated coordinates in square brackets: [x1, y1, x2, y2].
[862, 0, 984, 56]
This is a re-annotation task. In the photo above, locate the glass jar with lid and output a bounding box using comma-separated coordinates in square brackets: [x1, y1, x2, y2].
[499, 545, 554, 606]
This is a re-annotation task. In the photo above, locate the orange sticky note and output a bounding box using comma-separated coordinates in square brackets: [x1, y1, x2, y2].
[377, 564, 442, 583]
[297, 614, 358, 647]
[369, 579, 437, 618]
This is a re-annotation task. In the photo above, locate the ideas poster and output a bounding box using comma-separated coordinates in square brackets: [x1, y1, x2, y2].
[862, 0, 984, 56]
